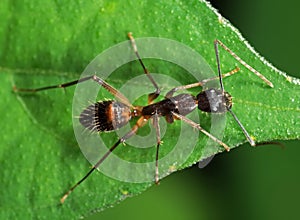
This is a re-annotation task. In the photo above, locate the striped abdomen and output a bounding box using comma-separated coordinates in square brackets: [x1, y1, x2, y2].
[79, 100, 131, 132]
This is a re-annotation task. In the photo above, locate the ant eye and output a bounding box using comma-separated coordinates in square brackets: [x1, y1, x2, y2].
[224, 92, 233, 109]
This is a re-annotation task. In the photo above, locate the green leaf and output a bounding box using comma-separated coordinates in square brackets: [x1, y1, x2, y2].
[1, 0, 299, 219]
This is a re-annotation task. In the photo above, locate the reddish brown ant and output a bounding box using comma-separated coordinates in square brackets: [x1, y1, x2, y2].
[14, 33, 273, 203]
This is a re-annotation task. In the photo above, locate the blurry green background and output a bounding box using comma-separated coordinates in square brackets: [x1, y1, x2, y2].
[88, 0, 300, 219]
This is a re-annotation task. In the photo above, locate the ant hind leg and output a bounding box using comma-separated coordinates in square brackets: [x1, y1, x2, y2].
[128, 32, 161, 104]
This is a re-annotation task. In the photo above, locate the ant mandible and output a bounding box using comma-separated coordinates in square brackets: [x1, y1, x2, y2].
[14, 32, 273, 203]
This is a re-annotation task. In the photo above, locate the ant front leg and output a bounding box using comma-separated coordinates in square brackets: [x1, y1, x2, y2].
[214, 39, 273, 88]
[172, 112, 230, 151]
[128, 32, 161, 104]
[165, 67, 240, 98]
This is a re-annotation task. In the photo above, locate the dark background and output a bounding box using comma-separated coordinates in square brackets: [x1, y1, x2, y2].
[88, 0, 300, 219]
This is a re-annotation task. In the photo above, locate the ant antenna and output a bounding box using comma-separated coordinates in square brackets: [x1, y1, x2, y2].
[214, 40, 225, 92]
[227, 108, 255, 146]
[213, 39, 272, 146]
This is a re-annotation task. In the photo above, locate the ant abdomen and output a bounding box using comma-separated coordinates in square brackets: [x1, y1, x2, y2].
[197, 88, 232, 113]
[79, 100, 132, 132]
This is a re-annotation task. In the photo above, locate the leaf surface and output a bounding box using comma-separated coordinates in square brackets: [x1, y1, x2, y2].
[0, 0, 299, 219]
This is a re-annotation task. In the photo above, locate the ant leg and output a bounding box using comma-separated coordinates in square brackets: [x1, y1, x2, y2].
[60, 116, 149, 204]
[152, 112, 161, 184]
[14, 75, 133, 108]
[214, 39, 273, 88]
[171, 111, 230, 152]
[214, 40, 258, 146]
[165, 67, 240, 98]
[128, 32, 160, 104]
[13, 75, 94, 93]
[91, 75, 133, 108]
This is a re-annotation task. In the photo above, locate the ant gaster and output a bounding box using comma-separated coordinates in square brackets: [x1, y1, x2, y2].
[14, 33, 273, 203]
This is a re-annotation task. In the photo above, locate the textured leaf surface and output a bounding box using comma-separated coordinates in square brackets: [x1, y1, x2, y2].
[0, 0, 299, 219]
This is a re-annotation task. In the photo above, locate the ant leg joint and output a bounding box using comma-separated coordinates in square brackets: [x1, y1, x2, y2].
[165, 88, 177, 98]
[120, 138, 126, 143]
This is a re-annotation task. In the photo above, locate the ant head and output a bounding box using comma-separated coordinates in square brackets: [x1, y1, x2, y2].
[196, 88, 232, 113]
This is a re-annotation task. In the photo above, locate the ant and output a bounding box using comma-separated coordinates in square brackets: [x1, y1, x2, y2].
[14, 32, 273, 204]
